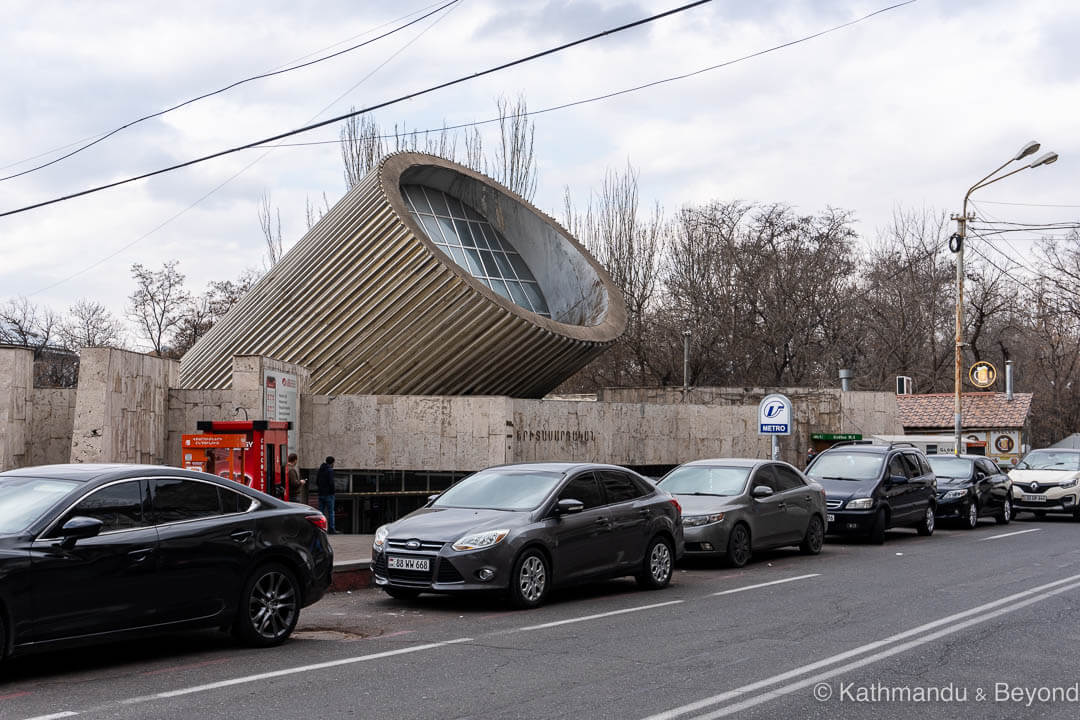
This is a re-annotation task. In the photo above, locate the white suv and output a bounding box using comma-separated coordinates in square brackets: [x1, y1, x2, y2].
[1010, 449, 1080, 519]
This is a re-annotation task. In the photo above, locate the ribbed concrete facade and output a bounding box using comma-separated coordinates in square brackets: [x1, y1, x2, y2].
[179, 153, 626, 397]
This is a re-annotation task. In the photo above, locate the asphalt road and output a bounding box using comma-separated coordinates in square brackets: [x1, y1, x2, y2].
[4, 514, 1080, 720]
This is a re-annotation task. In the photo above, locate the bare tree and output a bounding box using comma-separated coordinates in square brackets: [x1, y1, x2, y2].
[340, 114, 385, 189]
[493, 93, 537, 201]
[305, 193, 332, 231]
[0, 296, 57, 355]
[59, 299, 125, 350]
[127, 261, 190, 355]
[258, 192, 284, 268]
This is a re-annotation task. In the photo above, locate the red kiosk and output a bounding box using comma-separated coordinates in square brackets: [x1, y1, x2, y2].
[180, 420, 293, 499]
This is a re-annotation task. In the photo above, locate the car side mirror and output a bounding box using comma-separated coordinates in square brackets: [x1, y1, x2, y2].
[751, 485, 774, 499]
[59, 516, 103, 549]
[554, 498, 585, 516]
[888, 474, 908, 485]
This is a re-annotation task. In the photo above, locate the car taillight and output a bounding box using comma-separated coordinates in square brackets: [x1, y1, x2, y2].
[669, 497, 682, 515]
[306, 514, 328, 531]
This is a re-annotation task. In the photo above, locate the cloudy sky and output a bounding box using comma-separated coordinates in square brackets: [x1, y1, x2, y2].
[2, 0, 1077, 345]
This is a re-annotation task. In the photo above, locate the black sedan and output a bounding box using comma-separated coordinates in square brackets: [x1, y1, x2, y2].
[926, 454, 1013, 528]
[0, 464, 333, 659]
[372, 463, 684, 609]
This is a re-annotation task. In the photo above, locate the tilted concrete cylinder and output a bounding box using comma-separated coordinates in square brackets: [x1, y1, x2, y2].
[179, 152, 626, 398]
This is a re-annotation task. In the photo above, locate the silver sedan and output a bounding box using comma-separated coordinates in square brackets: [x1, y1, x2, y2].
[656, 458, 827, 567]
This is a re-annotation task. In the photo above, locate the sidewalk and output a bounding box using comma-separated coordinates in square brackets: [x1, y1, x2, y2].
[327, 534, 374, 592]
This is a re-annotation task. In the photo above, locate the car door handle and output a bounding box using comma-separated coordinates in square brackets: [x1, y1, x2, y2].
[230, 529, 254, 542]
[128, 548, 154, 563]
[777, 502, 787, 509]
[638, 509, 651, 517]
[594, 516, 610, 525]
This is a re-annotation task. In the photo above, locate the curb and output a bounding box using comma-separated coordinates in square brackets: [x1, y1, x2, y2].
[330, 560, 373, 592]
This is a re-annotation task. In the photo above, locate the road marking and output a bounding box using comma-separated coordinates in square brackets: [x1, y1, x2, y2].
[686, 578, 1080, 719]
[980, 528, 1041, 541]
[510, 600, 684, 633]
[117, 637, 473, 703]
[711, 574, 820, 596]
[642, 571, 1080, 720]
[23, 713, 78, 720]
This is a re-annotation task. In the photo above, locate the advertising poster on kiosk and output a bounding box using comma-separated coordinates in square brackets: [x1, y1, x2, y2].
[263, 369, 299, 457]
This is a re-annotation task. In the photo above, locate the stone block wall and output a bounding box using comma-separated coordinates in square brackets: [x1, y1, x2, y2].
[30, 388, 77, 465]
[70, 348, 178, 465]
[165, 388, 241, 467]
[0, 346, 34, 470]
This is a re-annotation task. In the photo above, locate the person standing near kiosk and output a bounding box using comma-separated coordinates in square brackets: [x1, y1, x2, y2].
[316, 457, 337, 534]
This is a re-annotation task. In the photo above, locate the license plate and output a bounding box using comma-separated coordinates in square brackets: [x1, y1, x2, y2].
[388, 556, 430, 571]
[826, 514, 835, 523]
[1022, 494, 1046, 502]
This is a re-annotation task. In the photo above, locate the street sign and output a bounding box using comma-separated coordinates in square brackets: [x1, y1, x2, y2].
[811, 433, 863, 442]
[758, 393, 792, 436]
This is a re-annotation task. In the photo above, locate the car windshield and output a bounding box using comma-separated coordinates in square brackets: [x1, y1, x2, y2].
[806, 453, 883, 481]
[1016, 451, 1080, 471]
[432, 468, 563, 511]
[0, 476, 80, 534]
[657, 466, 750, 496]
[926, 456, 973, 478]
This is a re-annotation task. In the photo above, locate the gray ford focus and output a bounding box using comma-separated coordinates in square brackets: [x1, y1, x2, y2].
[372, 463, 684, 608]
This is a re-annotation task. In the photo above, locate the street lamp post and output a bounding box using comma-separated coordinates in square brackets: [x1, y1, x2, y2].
[682, 329, 691, 400]
[950, 142, 1058, 455]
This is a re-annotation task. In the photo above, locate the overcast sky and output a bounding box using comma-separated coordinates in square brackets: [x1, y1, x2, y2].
[2, 0, 1077, 345]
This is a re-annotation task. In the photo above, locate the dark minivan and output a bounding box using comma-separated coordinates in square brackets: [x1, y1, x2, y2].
[806, 443, 937, 544]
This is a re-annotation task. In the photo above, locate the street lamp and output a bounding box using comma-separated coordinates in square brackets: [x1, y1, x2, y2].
[950, 140, 1058, 455]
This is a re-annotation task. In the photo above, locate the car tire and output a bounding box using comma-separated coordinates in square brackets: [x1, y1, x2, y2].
[962, 500, 979, 530]
[637, 535, 675, 590]
[996, 498, 1012, 525]
[383, 587, 421, 601]
[508, 549, 550, 610]
[234, 562, 301, 648]
[725, 523, 752, 568]
[916, 506, 935, 536]
[799, 515, 825, 555]
[868, 509, 887, 545]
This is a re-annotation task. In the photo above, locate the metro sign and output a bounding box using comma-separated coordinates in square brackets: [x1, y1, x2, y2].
[758, 394, 792, 436]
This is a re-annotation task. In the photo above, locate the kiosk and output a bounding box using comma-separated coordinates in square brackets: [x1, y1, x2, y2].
[180, 420, 293, 499]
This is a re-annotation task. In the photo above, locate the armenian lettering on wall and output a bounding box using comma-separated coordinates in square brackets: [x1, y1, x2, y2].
[263, 369, 299, 456]
[515, 429, 596, 443]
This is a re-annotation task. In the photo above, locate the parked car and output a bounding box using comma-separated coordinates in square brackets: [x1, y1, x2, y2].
[1008, 448, 1080, 519]
[371, 463, 683, 609]
[0, 464, 333, 659]
[806, 442, 937, 544]
[655, 458, 827, 567]
[926, 454, 1012, 528]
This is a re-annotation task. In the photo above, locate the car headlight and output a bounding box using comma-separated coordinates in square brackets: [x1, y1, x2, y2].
[845, 497, 874, 510]
[683, 513, 725, 527]
[373, 525, 389, 551]
[943, 489, 968, 500]
[452, 528, 510, 551]
[1060, 478, 1078, 489]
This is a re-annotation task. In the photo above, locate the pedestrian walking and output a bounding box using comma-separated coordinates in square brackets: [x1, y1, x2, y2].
[286, 453, 305, 503]
[316, 456, 337, 534]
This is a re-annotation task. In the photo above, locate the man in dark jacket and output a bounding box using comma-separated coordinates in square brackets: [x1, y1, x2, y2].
[316, 456, 337, 534]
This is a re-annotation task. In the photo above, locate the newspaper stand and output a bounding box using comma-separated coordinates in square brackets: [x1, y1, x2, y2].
[180, 420, 292, 499]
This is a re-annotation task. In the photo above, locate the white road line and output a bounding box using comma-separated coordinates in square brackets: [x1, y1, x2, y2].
[980, 528, 1041, 541]
[116, 637, 473, 704]
[711, 574, 820, 596]
[23, 713, 78, 720]
[689, 578, 1080, 719]
[510, 600, 684, 633]
[641, 571, 1080, 720]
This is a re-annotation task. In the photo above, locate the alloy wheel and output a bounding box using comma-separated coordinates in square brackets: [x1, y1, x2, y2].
[729, 526, 751, 566]
[649, 541, 672, 584]
[518, 555, 546, 602]
[968, 502, 978, 528]
[925, 507, 935, 533]
[248, 570, 298, 641]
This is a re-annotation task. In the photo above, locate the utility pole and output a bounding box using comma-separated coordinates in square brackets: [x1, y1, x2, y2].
[682, 329, 691, 400]
[949, 140, 1057, 456]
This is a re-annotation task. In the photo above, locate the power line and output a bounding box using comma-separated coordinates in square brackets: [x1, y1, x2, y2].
[25, 0, 461, 298]
[976, 200, 1080, 209]
[1, 0, 919, 220]
[0, 0, 460, 183]
[258, 0, 921, 152]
